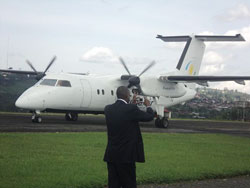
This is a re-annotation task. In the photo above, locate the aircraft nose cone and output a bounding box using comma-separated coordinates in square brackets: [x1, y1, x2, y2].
[15, 96, 29, 109]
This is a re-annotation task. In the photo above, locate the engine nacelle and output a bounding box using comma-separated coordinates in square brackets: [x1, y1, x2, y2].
[140, 77, 187, 98]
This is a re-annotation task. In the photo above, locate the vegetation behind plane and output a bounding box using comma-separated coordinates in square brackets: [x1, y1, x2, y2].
[169, 87, 250, 120]
[0, 73, 36, 112]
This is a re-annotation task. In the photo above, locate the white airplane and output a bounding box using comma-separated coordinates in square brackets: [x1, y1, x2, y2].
[1, 33, 250, 128]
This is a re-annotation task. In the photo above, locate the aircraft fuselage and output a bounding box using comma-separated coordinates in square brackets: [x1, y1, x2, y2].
[15, 73, 194, 113]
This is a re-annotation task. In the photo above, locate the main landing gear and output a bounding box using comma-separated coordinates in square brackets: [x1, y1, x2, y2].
[65, 113, 78, 121]
[153, 97, 170, 128]
[31, 111, 42, 123]
[155, 116, 169, 128]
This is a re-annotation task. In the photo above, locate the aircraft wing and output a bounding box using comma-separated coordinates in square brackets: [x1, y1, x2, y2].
[159, 75, 250, 86]
[0, 69, 89, 76]
[0, 69, 42, 75]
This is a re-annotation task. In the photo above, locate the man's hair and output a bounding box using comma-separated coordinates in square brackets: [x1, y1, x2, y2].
[116, 86, 129, 99]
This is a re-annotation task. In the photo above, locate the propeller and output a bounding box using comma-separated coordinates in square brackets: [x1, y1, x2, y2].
[26, 56, 56, 81]
[119, 57, 156, 94]
[26, 60, 38, 74]
[119, 57, 131, 75]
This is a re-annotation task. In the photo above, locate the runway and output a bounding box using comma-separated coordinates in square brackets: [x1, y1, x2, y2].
[1, 113, 250, 137]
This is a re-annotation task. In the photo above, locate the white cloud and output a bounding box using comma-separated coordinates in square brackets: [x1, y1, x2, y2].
[203, 51, 224, 65]
[80, 47, 118, 63]
[226, 3, 250, 22]
[200, 51, 225, 75]
[164, 42, 185, 49]
[200, 64, 225, 75]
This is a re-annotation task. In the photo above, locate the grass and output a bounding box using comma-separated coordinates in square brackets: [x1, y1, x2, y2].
[0, 133, 250, 188]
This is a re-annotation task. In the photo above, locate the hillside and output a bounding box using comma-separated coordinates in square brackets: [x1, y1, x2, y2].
[169, 87, 250, 120]
[0, 73, 36, 112]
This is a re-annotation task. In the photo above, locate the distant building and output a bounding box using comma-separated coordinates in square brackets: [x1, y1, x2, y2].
[234, 101, 250, 108]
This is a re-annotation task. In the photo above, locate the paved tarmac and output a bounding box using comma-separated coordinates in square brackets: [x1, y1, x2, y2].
[1, 113, 250, 138]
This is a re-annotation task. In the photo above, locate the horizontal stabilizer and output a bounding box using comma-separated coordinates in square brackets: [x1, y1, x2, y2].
[156, 34, 245, 42]
[195, 34, 245, 42]
[156, 35, 191, 42]
[159, 75, 250, 85]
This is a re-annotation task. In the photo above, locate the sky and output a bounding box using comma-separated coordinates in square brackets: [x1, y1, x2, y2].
[1, 0, 250, 93]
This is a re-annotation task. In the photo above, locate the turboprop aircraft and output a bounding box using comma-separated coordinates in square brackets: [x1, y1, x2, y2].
[1, 33, 250, 128]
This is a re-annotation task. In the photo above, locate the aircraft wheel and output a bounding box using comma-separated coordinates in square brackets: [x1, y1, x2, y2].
[65, 113, 71, 121]
[155, 117, 161, 128]
[155, 117, 169, 128]
[36, 116, 42, 123]
[160, 117, 169, 128]
[32, 115, 42, 123]
[71, 113, 78, 121]
[65, 113, 78, 121]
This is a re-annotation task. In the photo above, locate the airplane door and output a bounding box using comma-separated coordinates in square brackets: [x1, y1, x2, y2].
[80, 79, 92, 108]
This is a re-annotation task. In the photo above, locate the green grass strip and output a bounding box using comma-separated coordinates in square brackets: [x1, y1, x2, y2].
[0, 133, 250, 188]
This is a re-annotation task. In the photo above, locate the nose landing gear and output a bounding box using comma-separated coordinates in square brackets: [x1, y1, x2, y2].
[31, 111, 42, 123]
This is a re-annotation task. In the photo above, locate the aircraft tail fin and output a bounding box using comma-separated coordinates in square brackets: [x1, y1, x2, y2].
[156, 34, 245, 76]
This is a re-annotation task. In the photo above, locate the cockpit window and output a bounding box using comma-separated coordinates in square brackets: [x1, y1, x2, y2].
[40, 79, 57, 86]
[56, 80, 71, 87]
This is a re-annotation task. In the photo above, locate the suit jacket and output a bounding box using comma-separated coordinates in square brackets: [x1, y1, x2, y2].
[103, 100, 154, 163]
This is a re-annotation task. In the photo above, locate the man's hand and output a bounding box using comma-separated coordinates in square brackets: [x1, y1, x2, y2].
[143, 97, 151, 107]
[131, 93, 138, 104]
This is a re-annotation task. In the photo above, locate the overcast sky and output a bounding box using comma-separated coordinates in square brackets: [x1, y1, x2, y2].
[1, 0, 250, 93]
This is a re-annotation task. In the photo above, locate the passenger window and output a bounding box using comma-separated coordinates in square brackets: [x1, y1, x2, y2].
[111, 90, 114, 96]
[102, 89, 104, 95]
[56, 80, 71, 87]
[97, 89, 100, 95]
[40, 79, 57, 86]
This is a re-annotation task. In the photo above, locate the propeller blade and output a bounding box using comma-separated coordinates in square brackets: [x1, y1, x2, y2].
[138, 61, 156, 77]
[26, 60, 38, 74]
[43, 56, 56, 74]
[119, 57, 131, 75]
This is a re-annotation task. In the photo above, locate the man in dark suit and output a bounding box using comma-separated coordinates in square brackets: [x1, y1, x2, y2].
[104, 86, 154, 188]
